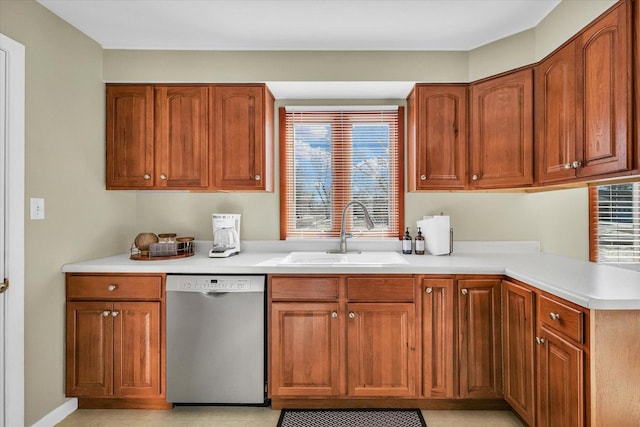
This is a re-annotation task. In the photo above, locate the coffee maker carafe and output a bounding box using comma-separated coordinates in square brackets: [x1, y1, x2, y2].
[209, 214, 241, 258]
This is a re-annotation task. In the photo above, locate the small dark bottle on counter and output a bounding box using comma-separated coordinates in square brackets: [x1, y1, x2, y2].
[415, 227, 425, 255]
[402, 227, 413, 254]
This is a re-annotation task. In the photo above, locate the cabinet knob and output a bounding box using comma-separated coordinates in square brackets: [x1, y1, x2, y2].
[160, 174, 167, 180]
[331, 311, 338, 318]
[549, 312, 561, 321]
[564, 163, 573, 170]
[420, 174, 427, 181]
[143, 174, 151, 180]
[111, 311, 119, 317]
[348, 312, 356, 319]
[471, 174, 478, 181]
[254, 174, 261, 181]
[107, 284, 117, 292]
[461, 288, 468, 295]
[572, 160, 582, 169]
[425, 287, 432, 294]
[535, 336, 546, 345]
[102, 311, 110, 317]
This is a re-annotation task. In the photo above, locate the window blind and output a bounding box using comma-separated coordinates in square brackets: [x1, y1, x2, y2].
[589, 182, 640, 264]
[279, 107, 403, 239]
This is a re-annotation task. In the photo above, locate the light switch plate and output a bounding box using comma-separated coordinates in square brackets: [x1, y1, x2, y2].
[30, 197, 45, 220]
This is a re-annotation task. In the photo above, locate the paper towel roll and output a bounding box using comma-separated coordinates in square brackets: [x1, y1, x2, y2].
[417, 215, 451, 256]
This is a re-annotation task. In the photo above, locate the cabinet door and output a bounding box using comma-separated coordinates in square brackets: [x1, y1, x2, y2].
[408, 85, 467, 190]
[469, 69, 534, 189]
[270, 302, 340, 397]
[535, 41, 580, 184]
[422, 278, 455, 398]
[576, 1, 632, 178]
[458, 279, 503, 398]
[66, 302, 113, 397]
[113, 302, 162, 397]
[213, 86, 268, 190]
[347, 303, 416, 397]
[502, 280, 535, 426]
[106, 85, 154, 189]
[537, 327, 584, 427]
[155, 86, 210, 189]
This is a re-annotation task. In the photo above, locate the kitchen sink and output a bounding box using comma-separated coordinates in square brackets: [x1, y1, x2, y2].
[277, 251, 410, 266]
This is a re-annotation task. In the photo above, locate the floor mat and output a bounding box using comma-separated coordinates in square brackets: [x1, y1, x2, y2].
[276, 408, 427, 427]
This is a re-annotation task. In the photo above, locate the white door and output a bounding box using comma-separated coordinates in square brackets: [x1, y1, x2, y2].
[0, 33, 25, 427]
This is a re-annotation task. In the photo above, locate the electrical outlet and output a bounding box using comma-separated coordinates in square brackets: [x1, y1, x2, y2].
[30, 197, 45, 220]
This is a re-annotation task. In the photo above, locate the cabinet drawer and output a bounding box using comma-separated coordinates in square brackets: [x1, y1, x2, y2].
[270, 276, 339, 301]
[67, 274, 163, 300]
[539, 294, 584, 343]
[347, 276, 415, 301]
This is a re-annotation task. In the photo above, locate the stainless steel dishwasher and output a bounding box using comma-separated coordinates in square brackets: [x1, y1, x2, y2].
[166, 274, 266, 405]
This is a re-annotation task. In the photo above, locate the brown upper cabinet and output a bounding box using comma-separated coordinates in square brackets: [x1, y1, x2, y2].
[155, 86, 210, 189]
[536, 0, 633, 184]
[469, 68, 534, 189]
[407, 0, 636, 191]
[407, 85, 468, 190]
[106, 85, 155, 189]
[106, 83, 274, 191]
[212, 85, 274, 191]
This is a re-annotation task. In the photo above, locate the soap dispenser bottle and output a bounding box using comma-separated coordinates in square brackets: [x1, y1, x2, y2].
[415, 227, 425, 255]
[402, 227, 413, 254]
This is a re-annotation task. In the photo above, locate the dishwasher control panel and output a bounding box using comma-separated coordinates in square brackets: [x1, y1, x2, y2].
[166, 275, 265, 292]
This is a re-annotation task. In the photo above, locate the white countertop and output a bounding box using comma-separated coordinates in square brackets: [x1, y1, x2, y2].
[61, 240, 640, 310]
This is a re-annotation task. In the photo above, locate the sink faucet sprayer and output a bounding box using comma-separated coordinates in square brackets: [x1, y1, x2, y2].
[330, 200, 375, 254]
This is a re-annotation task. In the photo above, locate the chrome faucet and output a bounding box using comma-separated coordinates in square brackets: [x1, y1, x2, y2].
[330, 200, 375, 254]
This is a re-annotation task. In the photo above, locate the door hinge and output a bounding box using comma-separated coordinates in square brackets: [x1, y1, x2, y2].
[0, 278, 8, 294]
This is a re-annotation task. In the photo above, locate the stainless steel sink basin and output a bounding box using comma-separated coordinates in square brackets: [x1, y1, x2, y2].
[277, 251, 409, 266]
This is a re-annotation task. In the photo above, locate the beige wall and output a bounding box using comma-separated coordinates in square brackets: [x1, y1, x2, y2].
[0, 0, 617, 423]
[104, 1, 615, 258]
[0, 0, 136, 425]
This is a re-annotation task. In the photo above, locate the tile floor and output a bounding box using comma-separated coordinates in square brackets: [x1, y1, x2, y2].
[56, 406, 525, 427]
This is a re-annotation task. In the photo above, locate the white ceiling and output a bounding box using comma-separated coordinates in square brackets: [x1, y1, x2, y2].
[36, 0, 561, 98]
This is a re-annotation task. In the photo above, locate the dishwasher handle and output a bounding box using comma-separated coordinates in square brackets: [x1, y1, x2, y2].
[201, 291, 229, 298]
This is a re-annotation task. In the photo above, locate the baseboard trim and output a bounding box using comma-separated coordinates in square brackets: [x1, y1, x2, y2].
[31, 398, 78, 427]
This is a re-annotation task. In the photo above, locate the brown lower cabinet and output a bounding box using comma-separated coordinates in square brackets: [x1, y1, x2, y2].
[502, 279, 589, 427]
[422, 276, 504, 401]
[65, 273, 170, 409]
[502, 279, 536, 426]
[268, 275, 418, 405]
[269, 274, 507, 409]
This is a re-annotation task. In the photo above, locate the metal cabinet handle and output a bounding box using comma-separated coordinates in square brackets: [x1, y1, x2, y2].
[420, 174, 427, 181]
[107, 284, 117, 292]
[254, 174, 261, 181]
[160, 174, 167, 180]
[348, 312, 356, 319]
[535, 336, 545, 345]
[564, 161, 582, 170]
[143, 174, 151, 180]
[461, 288, 468, 295]
[102, 311, 111, 317]
[331, 311, 338, 318]
[549, 312, 561, 321]
[425, 287, 433, 294]
[111, 311, 119, 317]
[471, 174, 478, 181]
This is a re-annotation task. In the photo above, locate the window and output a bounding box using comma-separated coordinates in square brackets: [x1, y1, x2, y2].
[279, 107, 404, 240]
[589, 182, 640, 265]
